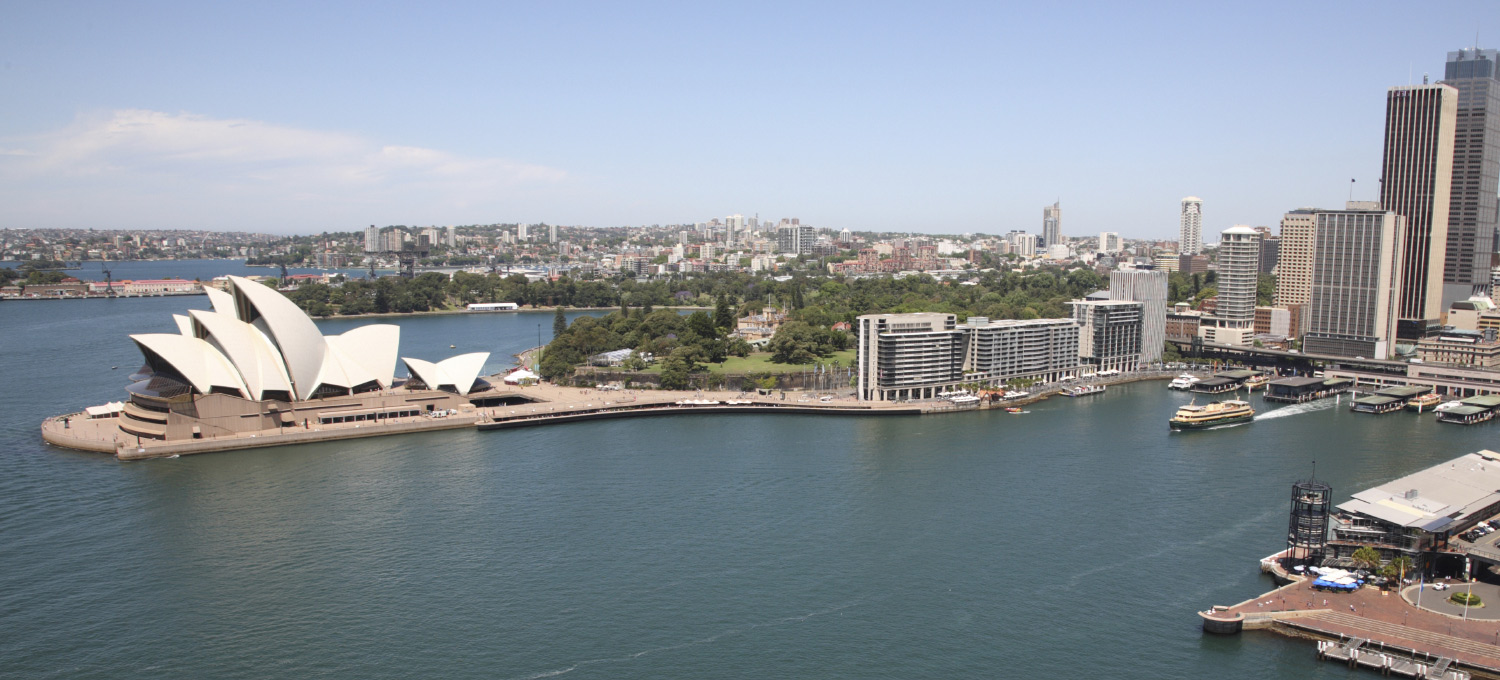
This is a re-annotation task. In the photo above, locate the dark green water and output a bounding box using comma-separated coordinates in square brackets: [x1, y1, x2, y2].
[4, 296, 1497, 678]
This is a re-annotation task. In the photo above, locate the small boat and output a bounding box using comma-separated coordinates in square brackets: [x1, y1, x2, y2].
[1242, 375, 1269, 391]
[450, 344, 456, 348]
[1434, 400, 1465, 413]
[1170, 399, 1255, 430]
[1406, 393, 1443, 412]
[1168, 374, 1199, 390]
[1005, 407, 1023, 413]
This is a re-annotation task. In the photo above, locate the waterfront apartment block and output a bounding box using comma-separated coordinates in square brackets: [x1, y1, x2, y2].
[1109, 269, 1166, 363]
[855, 313, 1080, 401]
[1303, 209, 1406, 360]
[961, 317, 1081, 385]
[1070, 300, 1144, 372]
[1439, 48, 1499, 299]
[1381, 83, 1458, 337]
[855, 313, 966, 402]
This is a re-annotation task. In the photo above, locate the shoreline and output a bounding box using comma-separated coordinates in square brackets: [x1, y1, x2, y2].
[40, 373, 1175, 460]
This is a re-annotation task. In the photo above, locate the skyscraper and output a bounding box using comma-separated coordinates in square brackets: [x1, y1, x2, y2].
[1109, 269, 1167, 363]
[1304, 209, 1406, 359]
[1440, 48, 1500, 301]
[364, 225, 380, 253]
[1097, 232, 1121, 253]
[1179, 197, 1203, 255]
[1275, 209, 1317, 336]
[1381, 84, 1457, 339]
[1197, 226, 1258, 346]
[1042, 202, 1062, 247]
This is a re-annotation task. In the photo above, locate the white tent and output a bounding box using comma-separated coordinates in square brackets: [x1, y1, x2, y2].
[504, 368, 539, 384]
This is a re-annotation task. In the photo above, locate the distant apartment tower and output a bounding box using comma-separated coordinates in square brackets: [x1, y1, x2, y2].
[1440, 48, 1500, 298]
[1197, 226, 1259, 346]
[1042, 202, 1062, 247]
[517, 224, 530, 241]
[777, 224, 817, 255]
[1098, 232, 1121, 253]
[1303, 209, 1406, 359]
[1180, 197, 1203, 255]
[445, 225, 457, 248]
[364, 225, 380, 253]
[1109, 269, 1167, 363]
[1380, 84, 1458, 338]
[1006, 231, 1038, 257]
[548, 224, 558, 244]
[1070, 300, 1144, 372]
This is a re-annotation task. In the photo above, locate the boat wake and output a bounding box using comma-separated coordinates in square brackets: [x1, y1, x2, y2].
[1254, 399, 1339, 421]
[505, 597, 875, 680]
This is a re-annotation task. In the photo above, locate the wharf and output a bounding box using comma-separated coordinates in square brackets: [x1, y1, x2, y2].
[1202, 577, 1500, 678]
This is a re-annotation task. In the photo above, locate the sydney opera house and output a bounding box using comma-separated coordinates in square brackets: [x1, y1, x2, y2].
[80, 276, 507, 446]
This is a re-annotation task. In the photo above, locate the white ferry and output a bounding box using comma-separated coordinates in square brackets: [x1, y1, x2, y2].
[1168, 374, 1200, 390]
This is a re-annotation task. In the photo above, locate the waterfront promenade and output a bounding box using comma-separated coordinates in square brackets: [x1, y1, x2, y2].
[42, 369, 1185, 460]
[1205, 578, 1500, 677]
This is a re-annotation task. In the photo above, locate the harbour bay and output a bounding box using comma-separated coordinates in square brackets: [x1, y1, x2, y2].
[4, 297, 1499, 678]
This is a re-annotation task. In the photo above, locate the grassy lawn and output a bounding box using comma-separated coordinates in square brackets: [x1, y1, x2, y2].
[629, 350, 855, 375]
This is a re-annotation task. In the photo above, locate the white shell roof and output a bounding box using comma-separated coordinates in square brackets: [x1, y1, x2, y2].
[401, 352, 490, 395]
[130, 333, 249, 398]
[228, 276, 328, 400]
[203, 286, 237, 317]
[325, 325, 400, 388]
[130, 277, 417, 402]
[188, 309, 294, 401]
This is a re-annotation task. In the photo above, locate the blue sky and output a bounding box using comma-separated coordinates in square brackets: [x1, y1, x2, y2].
[0, 1, 1492, 237]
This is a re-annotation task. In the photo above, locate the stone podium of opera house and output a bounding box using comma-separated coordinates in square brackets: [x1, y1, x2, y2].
[42, 276, 521, 458]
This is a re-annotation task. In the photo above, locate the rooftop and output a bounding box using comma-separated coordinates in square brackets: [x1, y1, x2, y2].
[1337, 450, 1500, 531]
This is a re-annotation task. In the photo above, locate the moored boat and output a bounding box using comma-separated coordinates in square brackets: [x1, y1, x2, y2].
[1169, 399, 1255, 430]
[1406, 393, 1444, 412]
[1059, 384, 1106, 397]
[1168, 374, 1199, 390]
[1242, 374, 1269, 391]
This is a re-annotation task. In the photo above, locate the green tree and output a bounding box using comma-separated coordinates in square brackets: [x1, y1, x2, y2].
[1350, 546, 1382, 571]
[553, 306, 567, 337]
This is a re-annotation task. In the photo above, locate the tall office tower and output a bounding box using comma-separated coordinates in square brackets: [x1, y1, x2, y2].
[1109, 269, 1167, 363]
[445, 225, 456, 248]
[1197, 226, 1259, 346]
[1275, 209, 1317, 335]
[1440, 48, 1500, 300]
[1042, 202, 1062, 247]
[1304, 209, 1406, 359]
[1380, 84, 1457, 339]
[1179, 197, 1203, 255]
[364, 225, 380, 253]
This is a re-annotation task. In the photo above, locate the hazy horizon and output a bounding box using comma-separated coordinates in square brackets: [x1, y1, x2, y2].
[0, 2, 1487, 238]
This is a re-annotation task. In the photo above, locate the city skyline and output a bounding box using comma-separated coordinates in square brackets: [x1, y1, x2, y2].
[0, 3, 1489, 236]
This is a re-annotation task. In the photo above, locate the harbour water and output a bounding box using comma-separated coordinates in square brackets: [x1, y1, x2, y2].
[4, 295, 1500, 678]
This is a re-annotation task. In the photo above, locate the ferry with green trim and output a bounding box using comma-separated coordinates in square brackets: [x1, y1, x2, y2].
[1169, 399, 1255, 430]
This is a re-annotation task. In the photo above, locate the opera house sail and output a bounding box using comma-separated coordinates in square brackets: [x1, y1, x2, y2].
[48, 276, 496, 456]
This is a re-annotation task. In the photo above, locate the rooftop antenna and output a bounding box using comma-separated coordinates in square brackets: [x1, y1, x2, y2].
[1349, 178, 1355, 203]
